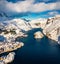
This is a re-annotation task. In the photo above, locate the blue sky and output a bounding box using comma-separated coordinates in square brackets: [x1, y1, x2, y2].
[0, 0, 60, 20]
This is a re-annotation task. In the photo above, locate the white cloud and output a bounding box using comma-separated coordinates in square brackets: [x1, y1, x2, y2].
[48, 11, 59, 16]
[0, 0, 60, 13]
[6, 0, 33, 12]
[30, 2, 60, 12]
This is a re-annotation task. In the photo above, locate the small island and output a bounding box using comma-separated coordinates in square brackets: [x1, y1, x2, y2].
[0, 52, 15, 64]
[34, 31, 44, 39]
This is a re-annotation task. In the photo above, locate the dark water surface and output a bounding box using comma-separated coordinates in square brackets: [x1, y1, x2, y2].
[10, 28, 60, 64]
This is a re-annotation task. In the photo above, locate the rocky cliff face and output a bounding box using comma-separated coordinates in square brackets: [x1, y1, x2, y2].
[29, 18, 47, 29]
[43, 16, 60, 42]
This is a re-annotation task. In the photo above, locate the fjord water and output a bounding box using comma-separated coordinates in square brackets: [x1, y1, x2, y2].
[11, 28, 60, 64]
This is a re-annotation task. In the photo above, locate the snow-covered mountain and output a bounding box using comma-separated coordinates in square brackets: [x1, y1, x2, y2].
[0, 15, 60, 42]
[43, 15, 60, 42]
[1, 15, 60, 33]
[0, 17, 47, 32]
[4, 18, 31, 31]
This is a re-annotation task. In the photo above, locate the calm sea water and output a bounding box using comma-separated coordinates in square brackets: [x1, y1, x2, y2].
[10, 28, 60, 64]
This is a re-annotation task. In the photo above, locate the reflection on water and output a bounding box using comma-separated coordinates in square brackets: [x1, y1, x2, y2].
[10, 28, 60, 64]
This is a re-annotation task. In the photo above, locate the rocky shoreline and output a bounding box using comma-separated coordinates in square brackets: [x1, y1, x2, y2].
[0, 52, 15, 64]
